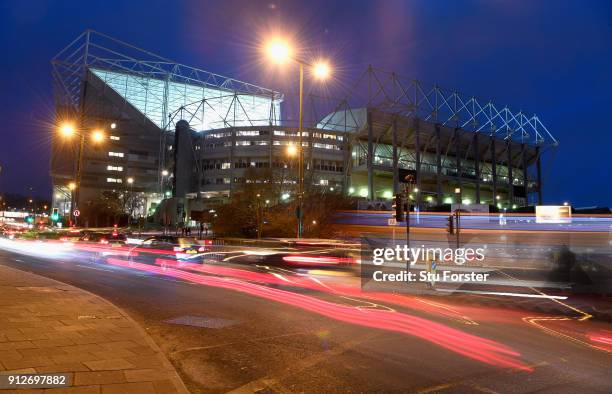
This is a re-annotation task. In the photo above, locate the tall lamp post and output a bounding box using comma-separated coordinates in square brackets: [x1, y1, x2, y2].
[58, 123, 106, 226]
[455, 187, 461, 248]
[127, 177, 134, 221]
[265, 38, 331, 238]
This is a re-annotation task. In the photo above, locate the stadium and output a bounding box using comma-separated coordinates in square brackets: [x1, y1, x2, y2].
[50, 30, 557, 225]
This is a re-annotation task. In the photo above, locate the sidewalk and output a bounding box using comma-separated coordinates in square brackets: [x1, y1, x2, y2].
[0, 264, 188, 393]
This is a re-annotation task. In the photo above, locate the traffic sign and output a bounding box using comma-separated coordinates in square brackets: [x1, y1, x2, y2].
[73, 209, 80, 217]
[388, 218, 397, 226]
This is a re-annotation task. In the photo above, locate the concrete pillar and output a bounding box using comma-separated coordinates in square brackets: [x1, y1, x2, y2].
[435, 125, 442, 203]
[522, 143, 528, 205]
[173, 120, 192, 199]
[342, 132, 350, 194]
[507, 141, 514, 203]
[367, 110, 374, 200]
[536, 146, 543, 205]
[392, 120, 399, 194]
[229, 128, 236, 197]
[414, 118, 421, 207]
[491, 136, 497, 204]
[474, 134, 481, 204]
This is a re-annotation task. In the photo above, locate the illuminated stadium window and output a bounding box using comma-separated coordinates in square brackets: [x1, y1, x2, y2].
[106, 165, 123, 171]
[221, 162, 231, 169]
[108, 151, 124, 157]
[106, 178, 123, 183]
[110, 135, 120, 141]
[236, 130, 260, 136]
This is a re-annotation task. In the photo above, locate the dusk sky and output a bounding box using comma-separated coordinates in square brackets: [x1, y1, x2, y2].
[0, 0, 610, 206]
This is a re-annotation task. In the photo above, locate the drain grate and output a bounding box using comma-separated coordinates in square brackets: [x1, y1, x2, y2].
[164, 315, 238, 329]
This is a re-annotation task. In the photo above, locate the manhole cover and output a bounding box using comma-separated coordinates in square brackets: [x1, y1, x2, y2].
[164, 315, 238, 329]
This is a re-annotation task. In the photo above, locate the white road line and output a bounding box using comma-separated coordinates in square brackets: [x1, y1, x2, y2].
[75, 264, 113, 272]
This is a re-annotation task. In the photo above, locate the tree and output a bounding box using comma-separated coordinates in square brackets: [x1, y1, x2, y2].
[211, 166, 355, 238]
[81, 190, 136, 227]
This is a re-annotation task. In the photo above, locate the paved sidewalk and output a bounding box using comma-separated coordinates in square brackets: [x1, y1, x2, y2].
[0, 264, 188, 393]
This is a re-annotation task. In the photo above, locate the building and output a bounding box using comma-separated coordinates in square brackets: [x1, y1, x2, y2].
[51, 31, 557, 225]
[170, 67, 557, 212]
[50, 30, 281, 224]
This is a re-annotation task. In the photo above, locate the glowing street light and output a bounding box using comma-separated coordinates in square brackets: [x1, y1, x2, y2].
[127, 177, 134, 185]
[286, 144, 298, 157]
[161, 170, 169, 176]
[68, 182, 76, 191]
[110, 122, 117, 129]
[266, 39, 292, 64]
[60, 123, 76, 137]
[91, 130, 105, 143]
[264, 36, 333, 239]
[312, 61, 331, 80]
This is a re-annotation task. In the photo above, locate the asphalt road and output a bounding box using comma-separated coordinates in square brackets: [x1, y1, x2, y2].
[334, 211, 612, 232]
[0, 243, 611, 393]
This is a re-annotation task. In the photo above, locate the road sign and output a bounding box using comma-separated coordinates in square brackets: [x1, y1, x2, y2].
[387, 218, 397, 226]
[73, 209, 80, 217]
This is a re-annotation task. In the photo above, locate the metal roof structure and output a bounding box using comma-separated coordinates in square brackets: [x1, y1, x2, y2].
[316, 66, 557, 147]
[51, 29, 283, 130]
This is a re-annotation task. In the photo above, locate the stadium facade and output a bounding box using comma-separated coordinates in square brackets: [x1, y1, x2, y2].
[50, 31, 557, 225]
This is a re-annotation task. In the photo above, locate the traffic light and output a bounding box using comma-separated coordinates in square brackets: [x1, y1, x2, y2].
[446, 214, 454, 234]
[25, 216, 34, 224]
[51, 208, 59, 221]
[392, 194, 404, 222]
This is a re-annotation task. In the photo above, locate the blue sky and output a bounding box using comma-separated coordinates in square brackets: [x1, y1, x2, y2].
[0, 0, 610, 206]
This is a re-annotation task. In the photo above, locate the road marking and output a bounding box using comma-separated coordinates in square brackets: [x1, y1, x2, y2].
[171, 331, 310, 355]
[436, 289, 567, 300]
[75, 264, 113, 272]
[416, 297, 478, 325]
[523, 316, 610, 354]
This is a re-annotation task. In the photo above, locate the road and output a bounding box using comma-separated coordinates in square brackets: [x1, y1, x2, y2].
[334, 211, 612, 232]
[0, 240, 610, 393]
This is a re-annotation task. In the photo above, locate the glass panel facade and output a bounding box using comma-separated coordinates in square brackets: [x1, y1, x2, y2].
[92, 68, 281, 131]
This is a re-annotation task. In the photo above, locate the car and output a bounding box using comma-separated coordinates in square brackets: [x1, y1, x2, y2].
[80, 231, 127, 246]
[128, 236, 207, 265]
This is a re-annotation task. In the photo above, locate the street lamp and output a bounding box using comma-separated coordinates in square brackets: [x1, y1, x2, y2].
[58, 122, 105, 226]
[286, 144, 298, 157]
[126, 177, 135, 220]
[60, 123, 76, 137]
[454, 188, 461, 248]
[91, 130, 105, 143]
[265, 37, 332, 238]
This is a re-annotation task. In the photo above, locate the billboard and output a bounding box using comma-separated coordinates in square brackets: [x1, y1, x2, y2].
[535, 205, 572, 224]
